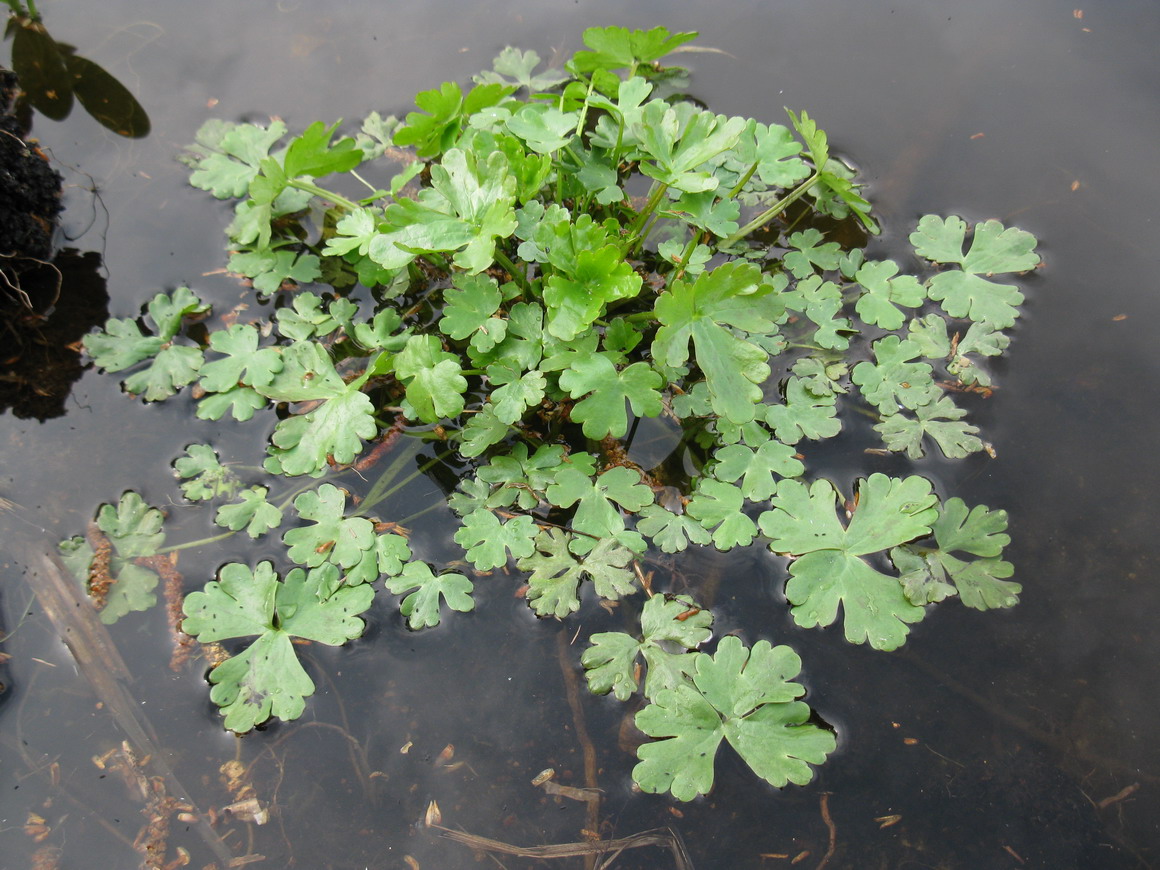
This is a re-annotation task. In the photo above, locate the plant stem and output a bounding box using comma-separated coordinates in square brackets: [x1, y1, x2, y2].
[623, 182, 669, 255]
[158, 530, 236, 555]
[720, 171, 819, 248]
[288, 179, 361, 212]
[726, 160, 759, 200]
[493, 248, 531, 294]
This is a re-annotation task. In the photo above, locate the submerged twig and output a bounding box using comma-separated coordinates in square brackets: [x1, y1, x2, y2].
[7, 530, 237, 867]
[429, 822, 694, 868]
[556, 628, 602, 864]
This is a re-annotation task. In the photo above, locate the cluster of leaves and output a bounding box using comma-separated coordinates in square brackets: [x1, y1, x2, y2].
[67, 26, 1038, 800]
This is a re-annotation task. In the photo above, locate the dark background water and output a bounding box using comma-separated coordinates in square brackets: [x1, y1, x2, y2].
[2, 1, 1158, 867]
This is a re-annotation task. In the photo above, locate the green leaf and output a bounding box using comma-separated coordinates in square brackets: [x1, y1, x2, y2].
[97, 491, 166, 558]
[505, 103, 579, 154]
[214, 486, 284, 538]
[653, 262, 786, 424]
[582, 537, 637, 601]
[148, 287, 210, 340]
[582, 593, 712, 701]
[710, 120, 809, 204]
[516, 528, 585, 617]
[668, 191, 740, 239]
[712, 440, 804, 502]
[458, 406, 511, 458]
[784, 229, 841, 279]
[198, 323, 282, 393]
[910, 216, 1039, 328]
[633, 636, 834, 800]
[268, 387, 378, 476]
[395, 335, 468, 423]
[84, 318, 164, 372]
[851, 335, 940, 415]
[515, 528, 637, 617]
[438, 272, 503, 341]
[475, 46, 570, 92]
[196, 386, 267, 422]
[385, 561, 474, 629]
[559, 354, 662, 439]
[686, 479, 757, 550]
[454, 509, 539, 570]
[274, 292, 341, 341]
[182, 561, 373, 731]
[853, 260, 926, 330]
[875, 397, 983, 460]
[892, 499, 1019, 610]
[765, 377, 841, 444]
[759, 475, 938, 649]
[283, 484, 374, 569]
[282, 120, 363, 179]
[781, 275, 853, 351]
[636, 104, 746, 193]
[546, 466, 654, 546]
[174, 444, 239, 501]
[544, 245, 643, 341]
[229, 247, 321, 294]
[490, 371, 546, 424]
[122, 345, 204, 402]
[185, 119, 288, 199]
[571, 26, 697, 73]
[636, 504, 713, 554]
[394, 81, 512, 158]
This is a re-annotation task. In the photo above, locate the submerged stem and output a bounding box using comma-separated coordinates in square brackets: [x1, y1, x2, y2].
[720, 171, 819, 248]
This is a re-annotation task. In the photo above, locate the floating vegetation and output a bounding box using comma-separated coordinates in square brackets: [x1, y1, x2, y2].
[61, 26, 1037, 801]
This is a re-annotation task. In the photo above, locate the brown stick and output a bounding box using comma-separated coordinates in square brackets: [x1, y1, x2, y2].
[430, 823, 693, 867]
[814, 793, 836, 870]
[556, 628, 601, 866]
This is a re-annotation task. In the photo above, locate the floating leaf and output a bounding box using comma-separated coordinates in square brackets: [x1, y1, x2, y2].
[215, 486, 284, 539]
[891, 499, 1019, 610]
[759, 475, 937, 649]
[454, 509, 539, 570]
[910, 216, 1039, 328]
[175, 444, 239, 501]
[875, 397, 983, 460]
[385, 561, 474, 629]
[583, 593, 712, 701]
[633, 636, 835, 800]
[182, 561, 373, 731]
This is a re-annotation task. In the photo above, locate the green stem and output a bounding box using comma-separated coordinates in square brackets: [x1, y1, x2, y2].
[623, 182, 669, 254]
[726, 160, 760, 200]
[494, 248, 531, 295]
[720, 171, 819, 248]
[355, 447, 456, 518]
[158, 530, 236, 555]
[23, 0, 37, 18]
[288, 179, 361, 212]
[671, 236, 699, 283]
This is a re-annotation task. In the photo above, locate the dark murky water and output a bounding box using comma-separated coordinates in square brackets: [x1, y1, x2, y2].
[2, 1, 1158, 867]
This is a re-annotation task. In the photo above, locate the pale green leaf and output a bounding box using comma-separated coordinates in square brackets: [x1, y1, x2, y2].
[386, 561, 474, 629]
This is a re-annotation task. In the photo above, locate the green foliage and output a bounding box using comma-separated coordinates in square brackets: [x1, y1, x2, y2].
[583, 593, 712, 701]
[65, 26, 1040, 802]
[891, 498, 1020, 609]
[58, 491, 167, 624]
[760, 475, 937, 650]
[385, 560, 474, 629]
[633, 636, 835, 800]
[182, 561, 373, 731]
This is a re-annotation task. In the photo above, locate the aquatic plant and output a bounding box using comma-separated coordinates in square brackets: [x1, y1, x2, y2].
[61, 26, 1035, 800]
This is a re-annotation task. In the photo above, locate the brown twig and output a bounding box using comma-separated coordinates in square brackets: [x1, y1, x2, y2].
[556, 628, 601, 865]
[814, 793, 836, 870]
